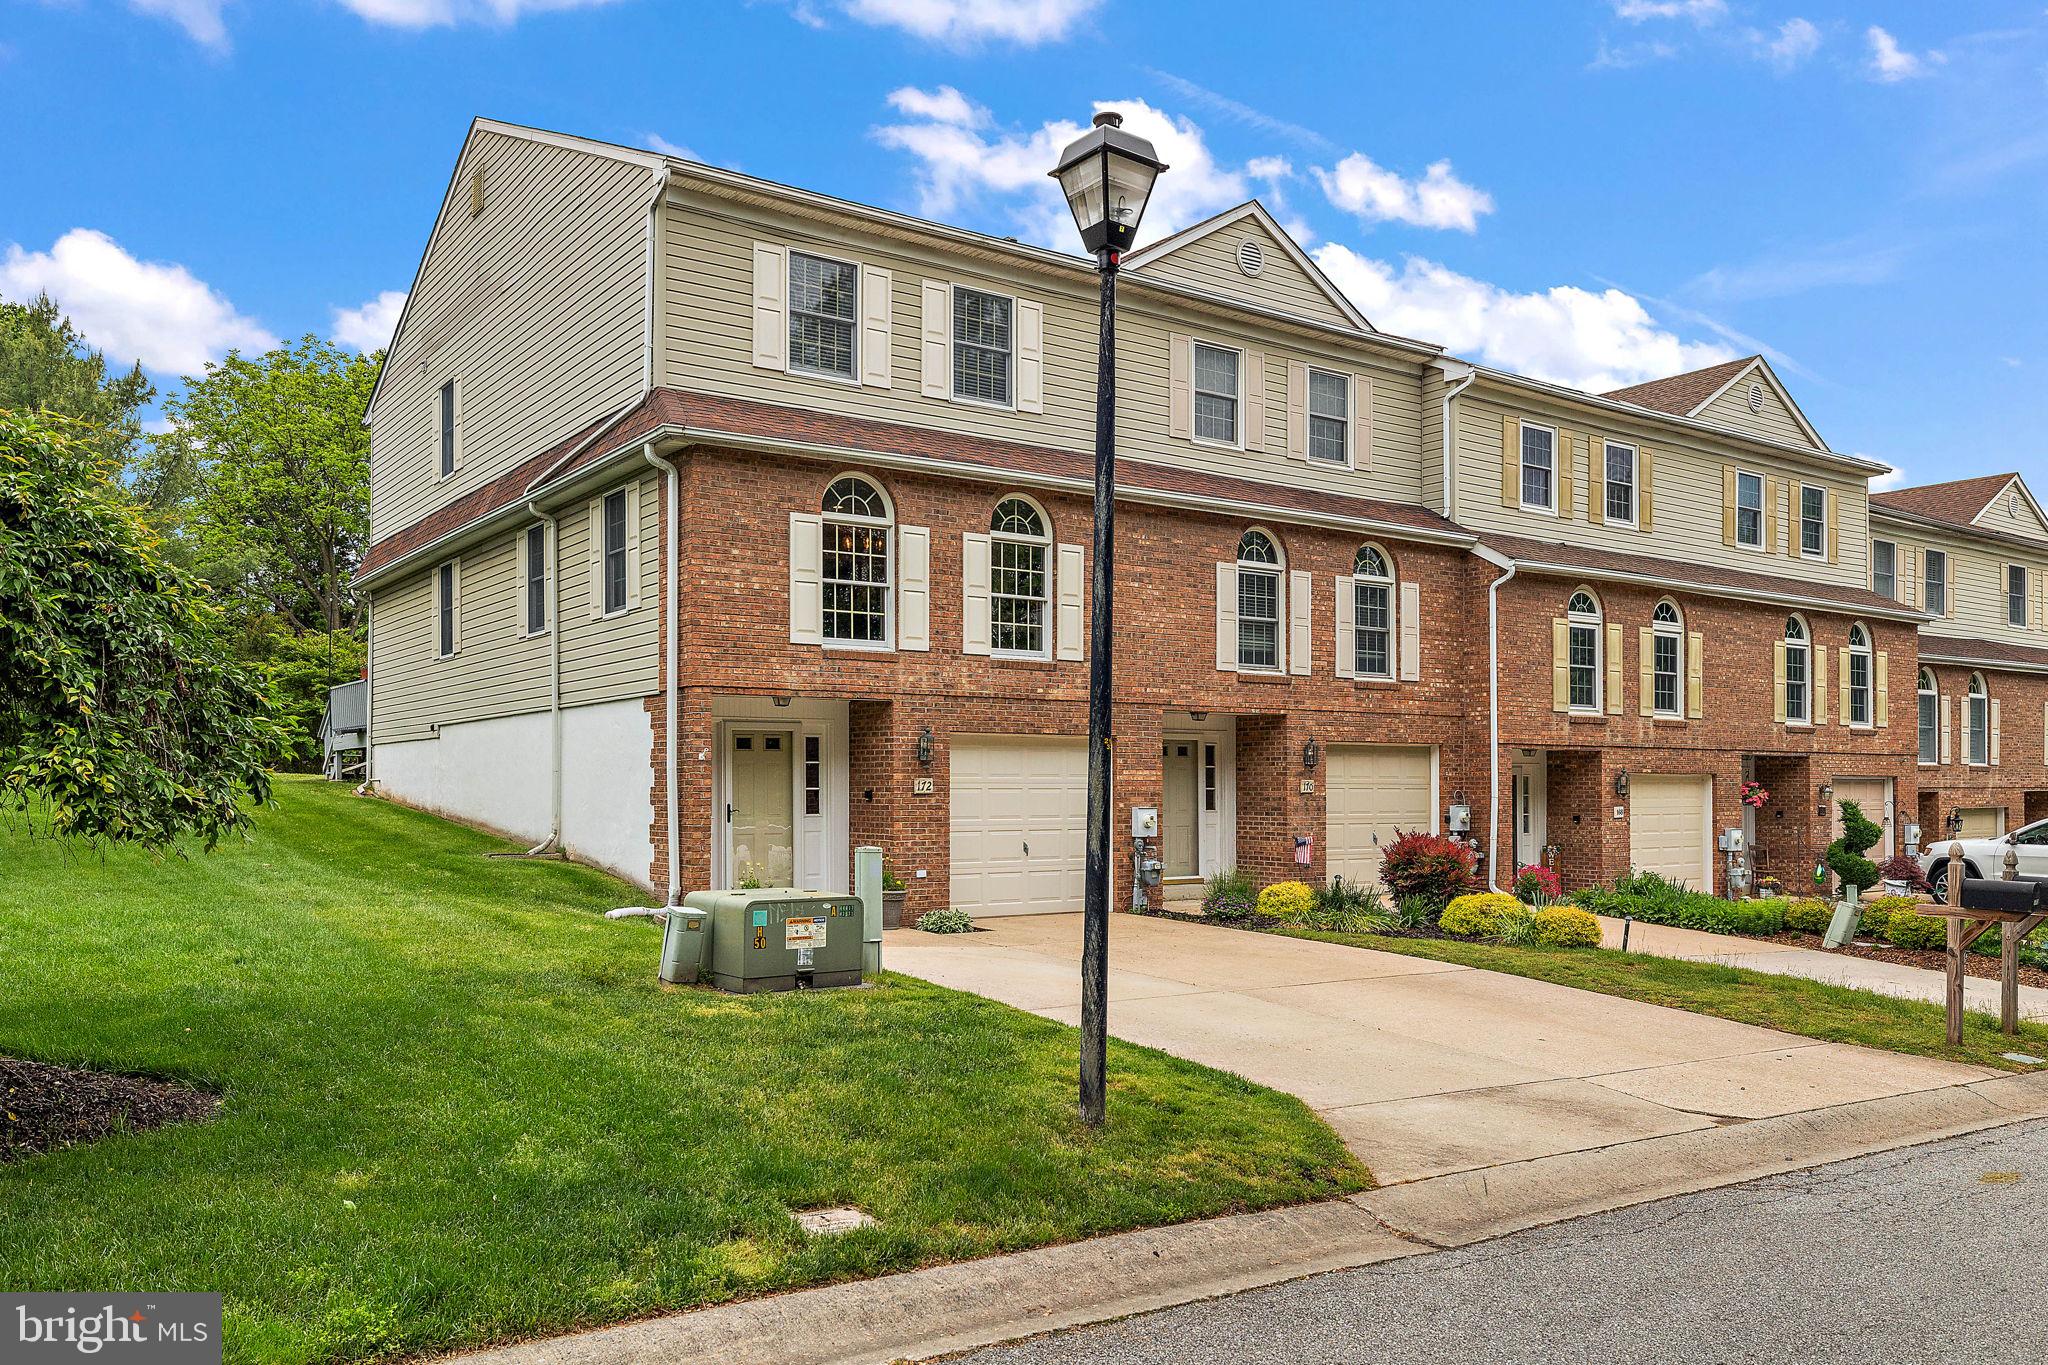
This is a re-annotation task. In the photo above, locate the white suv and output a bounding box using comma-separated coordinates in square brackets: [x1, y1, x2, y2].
[1918, 819, 2048, 895]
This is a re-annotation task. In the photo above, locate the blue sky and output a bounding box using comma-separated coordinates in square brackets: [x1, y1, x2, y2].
[4, 0, 2044, 490]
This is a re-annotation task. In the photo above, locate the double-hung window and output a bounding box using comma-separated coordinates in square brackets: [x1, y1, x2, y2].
[1307, 369, 1350, 465]
[1567, 590, 1601, 712]
[1603, 441, 1636, 525]
[1520, 424, 1556, 512]
[1917, 668, 1938, 765]
[989, 497, 1049, 657]
[952, 286, 1013, 406]
[1799, 484, 1827, 557]
[601, 490, 629, 615]
[1924, 549, 1949, 615]
[788, 251, 858, 379]
[1236, 530, 1281, 670]
[1193, 343, 1241, 445]
[1967, 674, 1990, 765]
[821, 475, 892, 646]
[2009, 564, 2029, 628]
[1871, 540, 1896, 600]
[436, 561, 458, 658]
[524, 524, 548, 635]
[1783, 616, 1810, 724]
[1651, 601, 1683, 717]
[1847, 623, 1873, 727]
[1735, 471, 1764, 548]
[1353, 545, 1393, 679]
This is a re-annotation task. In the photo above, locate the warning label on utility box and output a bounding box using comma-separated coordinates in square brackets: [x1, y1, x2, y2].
[785, 916, 826, 948]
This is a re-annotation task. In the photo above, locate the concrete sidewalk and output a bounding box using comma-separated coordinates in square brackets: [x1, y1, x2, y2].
[1595, 914, 2048, 1021]
[888, 913, 2000, 1184]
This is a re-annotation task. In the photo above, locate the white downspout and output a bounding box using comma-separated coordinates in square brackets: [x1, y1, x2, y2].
[642, 444, 678, 905]
[1476, 544, 1517, 892]
[524, 501, 562, 855]
[356, 596, 376, 795]
[1439, 362, 1477, 521]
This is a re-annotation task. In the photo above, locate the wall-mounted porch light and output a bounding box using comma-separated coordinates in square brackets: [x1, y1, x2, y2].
[1614, 769, 1630, 799]
[1303, 737, 1321, 770]
[916, 727, 935, 766]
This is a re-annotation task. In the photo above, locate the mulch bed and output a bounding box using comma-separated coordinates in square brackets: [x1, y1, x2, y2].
[1, 1057, 218, 1163]
[1763, 932, 2048, 991]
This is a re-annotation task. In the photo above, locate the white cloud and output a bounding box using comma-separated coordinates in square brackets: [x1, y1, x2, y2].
[834, 0, 1099, 46]
[1685, 237, 1907, 302]
[1755, 17, 1821, 72]
[1868, 461, 1908, 491]
[1866, 25, 1937, 82]
[885, 85, 986, 127]
[644, 133, 696, 159]
[1315, 244, 1733, 394]
[331, 290, 407, 353]
[1312, 153, 1493, 233]
[1612, 0, 1725, 23]
[0, 229, 275, 376]
[1589, 37, 1679, 70]
[128, 0, 230, 48]
[333, 0, 624, 28]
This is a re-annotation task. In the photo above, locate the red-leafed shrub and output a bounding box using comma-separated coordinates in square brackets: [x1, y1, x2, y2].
[1876, 854, 1931, 894]
[1379, 831, 1476, 907]
[1513, 863, 1563, 902]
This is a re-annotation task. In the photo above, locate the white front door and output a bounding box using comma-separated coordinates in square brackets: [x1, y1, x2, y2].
[1162, 738, 1200, 879]
[726, 729, 795, 887]
[1510, 757, 1547, 871]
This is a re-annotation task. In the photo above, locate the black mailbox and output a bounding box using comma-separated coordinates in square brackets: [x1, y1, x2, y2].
[1957, 878, 2048, 913]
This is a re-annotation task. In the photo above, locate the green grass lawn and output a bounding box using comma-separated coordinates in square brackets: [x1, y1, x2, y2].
[1274, 925, 2048, 1073]
[0, 780, 1362, 1364]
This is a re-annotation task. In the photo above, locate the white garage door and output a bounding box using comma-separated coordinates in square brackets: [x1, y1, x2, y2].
[1629, 775, 1712, 888]
[1831, 778, 1893, 858]
[1957, 807, 2005, 839]
[1326, 745, 1436, 890]
[950, 736, 1088, 916]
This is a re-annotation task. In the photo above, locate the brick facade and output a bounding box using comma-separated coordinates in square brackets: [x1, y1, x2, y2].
[1915, 662, 2048, 842]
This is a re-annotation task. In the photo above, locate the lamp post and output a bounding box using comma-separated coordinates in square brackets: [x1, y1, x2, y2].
[1050, 111, 1166, 1127]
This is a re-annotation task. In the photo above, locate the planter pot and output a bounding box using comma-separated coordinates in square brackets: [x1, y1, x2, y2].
[882, 890, 907, 930]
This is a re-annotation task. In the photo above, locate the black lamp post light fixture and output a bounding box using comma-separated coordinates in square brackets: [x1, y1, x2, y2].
[916, 727, 934, 766]
[1302, 737, 1321, 771]
[1614, 769, 1630, 799]
[1049, 110, 1166, 1128]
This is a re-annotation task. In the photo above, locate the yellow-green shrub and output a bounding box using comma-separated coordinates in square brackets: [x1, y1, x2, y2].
[1885, 907, 1947, 950]
[1531, 905, 1602, 948]
[1441, 892, 1523, 937]
[1256, 880, 1316, 921]
[1783, 897, 1833, 935]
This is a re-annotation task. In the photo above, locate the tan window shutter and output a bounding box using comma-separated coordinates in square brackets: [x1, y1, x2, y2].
[1940, 695, 1952, 764]
[1827, 490, 1840, 564]
[752, 242, 788, 371]
[1874, 650, 1889, 728]
[587, 498, 605, 619]
[1587, 433, 1604, 523]
[897, 524, 929, 651]
[2042, 699, 2047, 766]
[1686, 631, 1704, 719]
[1557, 431, 1575, 519]
[1902, 547, 1918, 607]
[860, 266, 892, 388]
[446, 559, 462, 655]
[1948, 555, 1957, 616]
[1054, 543, 1083, 660]
[1763, 478, 1779, 553]
[1288, 569, 1311, 676]
[1334, 575, 1356, 680]
[1772, 640, 1788, 722]
[1244, 350, 1267, 452]
[1551, 617, 1570, 711]
[1722, 466, 1737, 545]
[1639, 450, 1654, 531]
[1838, 647, 1852, 723]
[961, 532, 991, 656]
[1637, 627, 1655, 717]
[1169, 333, 1193, 440]
[1814, 645, 1828, 724]
[624, 481, 642, 610]
[1354, 373, 1374, 467]
[2034, 570, 2044, 629]
[1992, 698, 2003, 765]
[1398, 580, 1421, 681]
[1605, 622, 1624, 715]
[1503, 415, 1521, 507]
[1287, 361, 1308, 458]
[788, 512, 822, 644]
[1015, 299, 1044, 413]
[920, 279, 950, 399]
[1216, 562, 1237, 671]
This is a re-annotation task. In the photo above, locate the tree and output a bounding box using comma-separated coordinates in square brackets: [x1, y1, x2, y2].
[163, 336, 376, 634]
[1825, 800, 1883, 897]
[0, 292, 153, 469]
[0, 407, 289, 849]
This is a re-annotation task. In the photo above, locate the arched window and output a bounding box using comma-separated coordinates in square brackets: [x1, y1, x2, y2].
[1967, 672, 1990, 766]
[1651, 600, 1684, 717]
[990, 496, 1050, 657]
[821, 475, 892, 645]
[1847, 623, 1873, 727]
[1567, 588, 1602, 712]
[1917, 667, 1939, 766]
[1352, 544, 1394, 679]
[1783, 616, 1810, 724]
[1237, 529, 1283, 671]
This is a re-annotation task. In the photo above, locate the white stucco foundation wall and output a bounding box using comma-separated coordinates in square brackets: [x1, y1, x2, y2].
[560, 698, 656, 890]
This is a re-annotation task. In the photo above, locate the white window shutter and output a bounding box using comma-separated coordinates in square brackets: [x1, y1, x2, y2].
[920, 280, 950, 398]
[897, 524, 929, 652]
[586, 499, 604, 619]
[1353, 373, 1374, 467]
[1243, 349, 1266, 452]
[860, 266, 892, 388]
[1055, 543, 1083, 661]
[1940, 695, 1952, 764]
[625, 481, 642, 610]
[1016, 300, 1045, 414]
[1215, 562, 1237, 671]
[752, 242, 787, 371]
[961, 532, 991, 655]
[515, 526, 530, 626]
[1333, 576, 1356, 680]
[1287, 569, 1311, 676]
[1398, 581, 1421, 682]
[788, 512, 823, 645]
[449, 559, 462, 654]
[1169, 333, 1192, 440]
[1287, 361, 1307, 459]
[1992, 698, 2002, 766]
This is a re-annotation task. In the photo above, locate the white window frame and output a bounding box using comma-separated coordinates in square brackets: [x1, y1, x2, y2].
[1967, 673, 1990, 766]
[787, 249, 861, 384]
[988, 494, 1050, 660]
[1651, 600, 1684, 719]
[1352, 543, 1394, 680]
[1734, 469, 1765, 549]
[1192, 341, 1243, 449]
[1917, 667, 1938, 766]
[1236, 528, 1283, 672]
[950, 282, 1016, 410]
[820, 474, 894, 650]
[1871, 539, 1896, 600]
[598, 488, 631, 619]
[1923, 548, 1949, 615]
[521, 522, 550, 638]
[1566, 588, 1602, 714]
[1602, 440, 1638, 528]
[2008, 564, 2029, 628]
[1798, 483, 1827, 559]
[1784, 615, 1811, 725]
[437, 378, 459, 482]
[1306, 367, 1352, 468]
[436, 558, 460, 659]
[1847, 623, 1874, 729]
[1519, 422, 1558, 515]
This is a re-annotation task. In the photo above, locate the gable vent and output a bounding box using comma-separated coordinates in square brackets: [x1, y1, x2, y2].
[1746, 381, 1764, 413]
[1237, 239, 1265, 277]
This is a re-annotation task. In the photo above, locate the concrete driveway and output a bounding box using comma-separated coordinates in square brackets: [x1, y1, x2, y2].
[886, 913, 1998, 1184]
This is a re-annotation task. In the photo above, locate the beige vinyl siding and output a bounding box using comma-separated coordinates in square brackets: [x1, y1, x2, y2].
[1897, 527, 2048, 650]
[369, 131, 650, 540]
[661, 195, 1429, 506]
[1131, 219, 1357, 330]
[1970, 482, 2048, 542]
[557, 469, 662, 709]
[1418, 370, 1448, 516]
[1453, 393, 1871, 589]
[1695, 371, 1821, 450]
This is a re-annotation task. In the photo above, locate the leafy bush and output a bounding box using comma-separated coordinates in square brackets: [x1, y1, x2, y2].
[1825, 800, 1883, 895]
[1513, 864, 1563, 903]
[1876, 854, 1931, 894]
[1489, 903, 1539, 946]
[1394, 896, 1441, 930]
[1304, 880, 1394, 935]
[1442, 892, 1523, 937]
[917, 908, 975, 934]
[1532, 905, 1603, 948]
[1379, 831, 1476, 907]
[1201, 867, 1257, 923]
[1783, 897, 1834, 935]
[1573, 875, 1786, 937]
[1884, 907, 1946, 950]
[1256, 880, 1316, 921]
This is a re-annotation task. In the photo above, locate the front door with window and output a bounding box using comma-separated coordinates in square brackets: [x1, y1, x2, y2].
[726, 730, 794, 887]
[1162, 740, 1200, 879]
[1510, 759, 1547, 872]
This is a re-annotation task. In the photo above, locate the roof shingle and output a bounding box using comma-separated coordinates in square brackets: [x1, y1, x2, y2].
[1477, 531, 1915, 617]
[1601, 356, 1756, 416]
[1869, 473, 2019, 530]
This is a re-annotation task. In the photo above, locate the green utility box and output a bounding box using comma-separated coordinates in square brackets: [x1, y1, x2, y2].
[685, 888, 864, 993]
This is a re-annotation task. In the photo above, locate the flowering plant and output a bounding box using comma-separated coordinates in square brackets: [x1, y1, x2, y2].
[1739, 780, 1770, 810]
[1513, 863, 1563, 903]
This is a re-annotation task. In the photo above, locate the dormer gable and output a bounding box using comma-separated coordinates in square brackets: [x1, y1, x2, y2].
[1604, 355, 1828, 453]
[1124, 201, 1369, 333]
[1970, 476, 2048, 542]
[1872, 472, 2047, 540]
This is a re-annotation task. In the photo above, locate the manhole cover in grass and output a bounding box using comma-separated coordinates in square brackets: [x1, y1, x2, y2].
[793, 1206, 875, 1235]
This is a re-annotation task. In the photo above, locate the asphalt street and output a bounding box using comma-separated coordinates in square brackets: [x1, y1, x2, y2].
[955, 1118, 2048, 1365]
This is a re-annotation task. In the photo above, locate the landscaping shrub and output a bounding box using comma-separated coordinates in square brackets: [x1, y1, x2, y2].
[1441, 892, 1523, 937]
[1379, 831, 1476, 907]
[1394, 896, 1441, 930]
[917, 908, 976, 934]
[1783, 897, 1834, 936]
[1201, 868, 1257, 923]
[1884, 906, 1946, 950]
[1513, 864, 1563, 904]
[1572, 875, 1786, 937]
[1531, 905, 1603, 948]
[1256, 880, 1316, 921]
[1876, 854, 1931, 895]
[1305, 880, 1394, 935]
[1488, 903, 1539, 946]
[1825, 800, 1883, 896]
